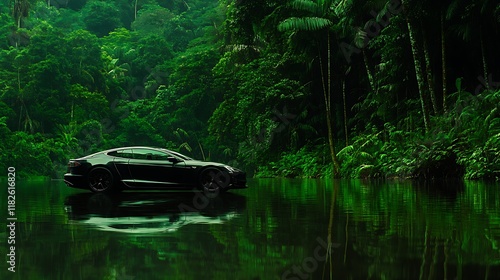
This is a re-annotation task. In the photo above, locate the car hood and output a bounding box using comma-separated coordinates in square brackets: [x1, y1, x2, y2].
[184, 160, 226, 167]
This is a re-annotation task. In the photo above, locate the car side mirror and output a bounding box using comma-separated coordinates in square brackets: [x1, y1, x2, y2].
[167, 156, 180, 163]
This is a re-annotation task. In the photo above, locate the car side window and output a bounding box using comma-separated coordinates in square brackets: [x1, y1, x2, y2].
[109, 149, 134, 159]
[131, 149, 171, 160]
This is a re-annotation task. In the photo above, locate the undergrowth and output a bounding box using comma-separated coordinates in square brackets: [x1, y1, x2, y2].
[257, 87, 500, 180]
[337, 87, 500, 179]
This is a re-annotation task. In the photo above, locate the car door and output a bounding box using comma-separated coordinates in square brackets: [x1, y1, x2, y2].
[109, 149, 134, 186]
[128, 148, 187, 188]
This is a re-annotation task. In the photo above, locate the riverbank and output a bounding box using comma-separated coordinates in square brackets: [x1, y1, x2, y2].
[255, 123, 500, 181]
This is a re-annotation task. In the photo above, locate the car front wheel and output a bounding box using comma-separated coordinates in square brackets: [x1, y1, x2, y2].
[199, 167, 230, 194]
[88, 167, 115, 193]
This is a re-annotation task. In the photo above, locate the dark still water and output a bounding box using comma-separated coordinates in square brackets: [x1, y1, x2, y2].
[1, 179, 499, 280]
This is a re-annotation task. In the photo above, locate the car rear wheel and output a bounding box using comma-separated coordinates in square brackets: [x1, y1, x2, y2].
[199, 167, 229, 194]
[88, 167, 115, 193]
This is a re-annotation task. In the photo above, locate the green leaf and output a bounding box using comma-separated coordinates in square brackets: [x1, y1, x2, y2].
[337, 145, 354, 158]
[289, 0, 322, 15]
[278, 17, 333, 32]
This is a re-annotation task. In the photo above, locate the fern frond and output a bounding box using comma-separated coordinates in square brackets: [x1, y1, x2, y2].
[485, 133, 500, 148]
[359, 151, 374, 160]
[177, 128, 189, 138]
[179, 142, 192, 153]
[354, 29, 367, 48]
[446, 0, 461, 20]
[278, 17, 333, 32]
[173, 130, 180, 140]
[358, 164, 374, 171]
[337, 145, 353, 158]
[289, 0, 322, 15]
[222, 147, 232, 156]
[484, 107, 498, 127]
[296, 124, 317, 135]
[489, 118, 500, 130]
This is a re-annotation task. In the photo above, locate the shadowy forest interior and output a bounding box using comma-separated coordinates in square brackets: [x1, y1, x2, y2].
[1, 0, 500, 179]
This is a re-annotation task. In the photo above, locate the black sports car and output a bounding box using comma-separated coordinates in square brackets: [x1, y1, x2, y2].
[64, 146, 246, 193]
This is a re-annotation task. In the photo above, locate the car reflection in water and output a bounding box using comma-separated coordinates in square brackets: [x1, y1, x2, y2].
[64, 192, 246, 234]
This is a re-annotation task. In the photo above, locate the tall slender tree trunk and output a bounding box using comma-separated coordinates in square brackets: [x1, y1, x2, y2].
[343, 211, 348, 264]
[323, 180, 338, 279]
[444, 238, 449, 280]
[441, 12, 448, 113]
[428, 237, 439, 279]
[320, 31, 341, 177]
[457, 249, 462, 280]
[419, 224, 429, 280]
[421, 23, 438, 115]
[342, 77, 348, 146]
[402, 1, 431, 132]
[362, 49, 376, 93]
[134, 0, 139, 20]
[18, 104, 22, 131]
[480, 28, 489, 90]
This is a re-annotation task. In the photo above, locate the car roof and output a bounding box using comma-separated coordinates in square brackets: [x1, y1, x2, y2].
[106, 146, 162, 152]
[107, 146, 193, 160]
[81, 146, 192, 160]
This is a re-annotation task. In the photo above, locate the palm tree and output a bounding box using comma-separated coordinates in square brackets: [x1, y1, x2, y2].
[104, 56, 130, 80]
[278, 0, 341, 176]
[11, 0, 30, 29]
[56, 124, 78, 150]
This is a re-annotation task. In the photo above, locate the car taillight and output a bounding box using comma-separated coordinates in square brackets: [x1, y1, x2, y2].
[68, 161, 81, 168]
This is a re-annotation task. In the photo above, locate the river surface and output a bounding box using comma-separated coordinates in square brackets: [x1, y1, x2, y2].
[1, 179, 499, 280]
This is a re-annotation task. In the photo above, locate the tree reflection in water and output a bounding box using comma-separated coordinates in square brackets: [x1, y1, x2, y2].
[0, 179, 498, 279]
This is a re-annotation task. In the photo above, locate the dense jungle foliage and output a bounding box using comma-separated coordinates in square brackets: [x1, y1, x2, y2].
[0, 0, 499, 179]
